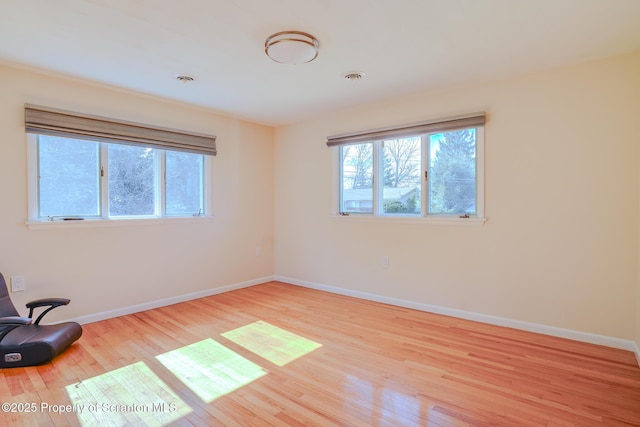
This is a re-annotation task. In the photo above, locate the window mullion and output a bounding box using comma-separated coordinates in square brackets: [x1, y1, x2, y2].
[100, 144, 109, 219]
[203, 155, 212, 216]
[156, 150, 164, 217]
[422, 135, 429, 216]
[27, 135, 41, 220]
[475, 127, 485, 218]
[338, 147, 345, 214]
[374, 141, 383, 215]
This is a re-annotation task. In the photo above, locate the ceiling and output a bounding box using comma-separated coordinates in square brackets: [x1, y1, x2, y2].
[1, 0, 640, 127]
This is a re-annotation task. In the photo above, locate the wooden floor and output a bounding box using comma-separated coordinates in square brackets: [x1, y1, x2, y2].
[1, 281, 639, 426]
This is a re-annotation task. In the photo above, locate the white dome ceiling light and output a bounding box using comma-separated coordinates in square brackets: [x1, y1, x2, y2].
[265, 31, 319, 65]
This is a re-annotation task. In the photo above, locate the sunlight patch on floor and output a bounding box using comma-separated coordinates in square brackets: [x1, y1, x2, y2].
[66, 361, 191, 426]
[222, 320, 322, 366]
[156, 338, 267, 403]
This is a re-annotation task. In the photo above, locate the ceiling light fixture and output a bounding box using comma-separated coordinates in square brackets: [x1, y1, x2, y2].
[265, 31, 319, 64]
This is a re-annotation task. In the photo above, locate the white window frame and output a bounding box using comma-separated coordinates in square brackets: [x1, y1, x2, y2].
[334, 126, 485, 224]
[26, 134, 213, 228]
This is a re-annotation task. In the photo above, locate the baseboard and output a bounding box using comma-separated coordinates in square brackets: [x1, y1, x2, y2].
[66, 275, 275, 325]
[62, 273, 640, 367]
[275, 275, 639, 357]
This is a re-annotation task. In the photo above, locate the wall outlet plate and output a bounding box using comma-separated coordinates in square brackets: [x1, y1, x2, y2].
[10, 276, 25, 292]
[381, 256, 389, 269]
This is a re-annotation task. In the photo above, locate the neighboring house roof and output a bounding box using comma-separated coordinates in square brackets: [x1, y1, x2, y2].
[343, 187, 417, 201]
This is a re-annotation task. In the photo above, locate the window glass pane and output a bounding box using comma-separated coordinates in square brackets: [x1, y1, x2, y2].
[166, 151, 204, 216]
[382, 137, 421, 214]
[428, 129, 476, 215]
[38, 135, 100, 217]
[108, 144, 155, 216]
[341, 143, 373, 213]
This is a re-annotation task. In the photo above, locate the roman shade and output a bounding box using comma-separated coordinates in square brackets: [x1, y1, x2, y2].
[25, 104, 217, 156]
[326, 112, 485, 147]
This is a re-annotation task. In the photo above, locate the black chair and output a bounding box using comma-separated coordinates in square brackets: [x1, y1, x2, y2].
[0, 273, 82, 368]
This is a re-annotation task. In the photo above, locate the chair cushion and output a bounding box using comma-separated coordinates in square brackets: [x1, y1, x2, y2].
[0, 322, 82, 368]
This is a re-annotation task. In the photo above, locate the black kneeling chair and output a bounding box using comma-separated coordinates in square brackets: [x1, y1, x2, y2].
[0, 273, 82, 368]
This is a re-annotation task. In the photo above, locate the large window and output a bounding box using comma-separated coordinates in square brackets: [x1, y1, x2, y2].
[26, 105, 215, 222]
[35, 135, 205, 220]
[333, 114, 484, 219]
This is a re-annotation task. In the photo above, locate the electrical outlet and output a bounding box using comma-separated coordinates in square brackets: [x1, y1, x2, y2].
[11, 276, 25, 292]
[381, 256, 389, 269]
[255, 246, 262, 256]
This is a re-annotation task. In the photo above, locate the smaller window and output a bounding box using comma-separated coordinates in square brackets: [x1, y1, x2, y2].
[330, 113, 485, 219]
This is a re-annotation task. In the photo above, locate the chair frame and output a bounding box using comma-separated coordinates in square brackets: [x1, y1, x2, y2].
[0, 273, 81, 367]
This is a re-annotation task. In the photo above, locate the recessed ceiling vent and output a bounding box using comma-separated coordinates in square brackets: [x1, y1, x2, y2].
[175, 74, 195, 83]
[344, 72, 365, 81]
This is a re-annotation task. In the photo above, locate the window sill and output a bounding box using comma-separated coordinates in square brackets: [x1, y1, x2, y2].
[330, 214, 486, 226]
[25, 216, 214, 230]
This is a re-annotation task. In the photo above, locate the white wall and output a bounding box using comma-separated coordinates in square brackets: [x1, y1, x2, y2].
[274, 52, 640, 341]
[0, 64, 274, 322]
